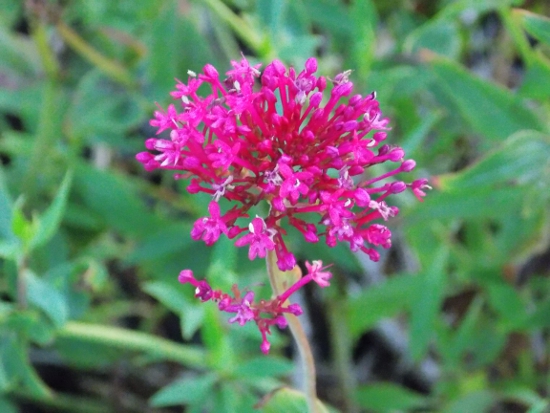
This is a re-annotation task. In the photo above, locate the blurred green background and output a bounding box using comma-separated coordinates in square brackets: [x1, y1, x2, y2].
[0, 0, 549, 412]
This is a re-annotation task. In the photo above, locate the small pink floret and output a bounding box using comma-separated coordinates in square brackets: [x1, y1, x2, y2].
[305, 260, 333, 288]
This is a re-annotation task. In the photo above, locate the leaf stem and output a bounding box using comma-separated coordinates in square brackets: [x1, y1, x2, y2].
[57, 321, 207, 369]
[266, 251, 319, 413]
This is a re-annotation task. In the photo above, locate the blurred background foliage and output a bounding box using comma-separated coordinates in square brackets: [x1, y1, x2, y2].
[0, 0, 549, 412]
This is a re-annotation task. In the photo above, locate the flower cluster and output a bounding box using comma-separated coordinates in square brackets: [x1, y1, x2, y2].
[137, 55, 429, 352]
[178, 260, 332, 354]
[137, 56, 429, 271]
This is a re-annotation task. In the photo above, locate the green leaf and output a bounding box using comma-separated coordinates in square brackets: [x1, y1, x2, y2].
[143, 280, 187, 313]
[259, 387, 332, 413]
[67, 70, 145, 143]
[0, 398, 17, 413]
[26, 270, 69, 327]
[486, 283, 528, 330]
[515, 9, 550, 46]
[143, 280, 204, 345]
[0, 335, 52, 398]
[527, 400, 550, 413]
[405, 19, 461, 59]
[74, 163, 164, 238]
[29, 170, 72, 250]
[428, 55, 543, 140]
[301, 0, 350, 37]
[11, 202, 34, 246]
[257, 0, 287, 38]
[179, 304, 204, 340]
[445, 390, 495, 413]
[409, 245, 449, 360]
[7, 311, 56, 345]
[0, 0, 22, 27]
[405, 185, 527, 222]
[0, 240, 19, 260]
[144, 4, 217, 99]
[350, 0, 377, 77]
[355, 383, 427, 412]
[126, 222, 193, 264]
[149, 372, 218, 407]
[233, 356, 293, 379]
[438, 131, 550, 190]
[518, 56, 550, 100]
[526, 299, 550, 329]
[57, 321, 206, 368]
[0, 25, 40, 78]
[214, 382, 257, 413]
[346, 275, 420, 337]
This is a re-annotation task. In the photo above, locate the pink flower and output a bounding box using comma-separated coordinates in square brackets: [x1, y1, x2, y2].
[137, 56, 427, 269]
[410, 178, 432, 201]
[305, 260, 333, 288]
[178, 271, 304, 354]
[191, 201, 228, 246]
[234, 217, 276, 260]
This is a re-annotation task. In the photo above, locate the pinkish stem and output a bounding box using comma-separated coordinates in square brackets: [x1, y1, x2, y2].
[266, 250, 319, 413]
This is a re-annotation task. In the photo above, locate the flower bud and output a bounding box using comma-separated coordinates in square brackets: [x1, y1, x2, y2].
[390, 181, 406, 194]
[401, 159, 416, 172]
[305, 57, 318, 73]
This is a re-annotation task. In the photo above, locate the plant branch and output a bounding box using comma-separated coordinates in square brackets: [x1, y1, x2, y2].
[266, 250, 319, 413]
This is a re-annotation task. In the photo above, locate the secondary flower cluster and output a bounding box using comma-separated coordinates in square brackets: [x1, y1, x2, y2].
[178, 260, 332, 354]
[137, 56, 429, 271]
[137, 55, 429, 353]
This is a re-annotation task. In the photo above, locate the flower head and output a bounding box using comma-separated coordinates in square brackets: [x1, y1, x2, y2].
[137, 56, 428, 270]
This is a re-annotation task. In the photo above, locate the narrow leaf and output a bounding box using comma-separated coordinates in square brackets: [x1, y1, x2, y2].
[346, 275, 420, 337]
[514, 9, 550, 46]
[149, 373, 218, 407]
[26, 270, 69, 327]
[428, 55, 543, 140]
[409, 245, 449, 360]
[258, 387, 331, 413]
[356, 383, 427, 412]
[30, 170, 72, 250]
[438, 131, 550, 190]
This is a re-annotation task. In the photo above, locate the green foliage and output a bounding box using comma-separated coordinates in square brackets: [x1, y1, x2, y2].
[259, 387, 333, 413]
[0, 0, 549, 412]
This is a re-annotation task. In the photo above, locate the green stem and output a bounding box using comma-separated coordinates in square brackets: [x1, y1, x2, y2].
[201, 0, 266, 55]
[266, 251, 320, 413]
[57, 321, 207, 369]
[30, 21, 60, 79]
[56, 21, 135, 87]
